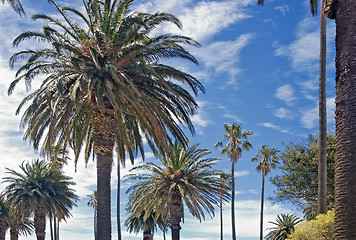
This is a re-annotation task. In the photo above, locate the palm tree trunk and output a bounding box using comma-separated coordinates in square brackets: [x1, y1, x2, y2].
[34, 207, 47, 240]
[259, 174, 265, 240]
[170, 192, 183, 240]
[332, 0, 356, 238]
[49, 212, 54, 240]
[231, 160, 236, 240]
[220, 195, 223, 240]
[54, 216, 57, 240]
[0, 219, 6, 240]
[117, 162, 121, 240]
[143, 226, 153, 240]
[10, 228, 19, 240]
[318, 0, 328, 215]
[92, 111, 117, 240]
[94, 207, 97, 240]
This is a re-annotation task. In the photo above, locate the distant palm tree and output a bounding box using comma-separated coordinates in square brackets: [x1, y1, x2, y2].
[3, 160, 78, 240]
[252, 146, 280, 240]
[7, 208, 33, 240]
[87, 191, 98, 240]
[126, 141, 230, 240]
[125, 209, 167, 240]
[265, 213, 302, 240]
[0, 194, 9, 240]
[7, 1, 204, 239]
[215, 123, 252, 240]
[218, 172, 231, 240]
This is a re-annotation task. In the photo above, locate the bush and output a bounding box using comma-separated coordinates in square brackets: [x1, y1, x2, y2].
[286, 209, 334, 240]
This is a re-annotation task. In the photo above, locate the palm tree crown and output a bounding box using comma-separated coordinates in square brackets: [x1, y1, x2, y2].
[125, 141, 230, 239]
[252, 145, 279, 176]
[265, 213, 302, 240]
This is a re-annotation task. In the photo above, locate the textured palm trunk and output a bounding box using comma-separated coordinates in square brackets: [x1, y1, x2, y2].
[332, 1, 356, 238]
[143, 225, 153, 240]
[231, 160, 236, 240]
[34, 207, 47, 240]
[92, 111, 117, 240]
[10, 228, 19, 240]
[170, 192, 183, 240]
[259, 174, 265, 240]
[220, 195, 223, 240]
[318, 0, 328, 215]
[0, 219, 5, 240]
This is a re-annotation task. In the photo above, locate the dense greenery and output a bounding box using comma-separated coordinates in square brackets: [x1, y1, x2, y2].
[269, 134, 335, 218]
[287, 209, 334, 240]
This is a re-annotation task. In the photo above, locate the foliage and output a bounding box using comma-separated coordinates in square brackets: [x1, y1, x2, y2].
[125, 141, 230, 223]
[269, 134, 335, 219]
[286, 209, 334, 240]
[252, 145, 280, 176]
[3, 159, 78, 221]
[265, 214, 302, 240]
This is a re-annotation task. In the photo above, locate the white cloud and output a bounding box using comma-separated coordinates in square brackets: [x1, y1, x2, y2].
[299, 97, 335, 129]
[223, 113, 244, 123]
[193, 33, 255, 89]
[274, 5, 289, 15]
[235, 170, 250, 178]
[275, 84, 296, 105]
[258, 122, 290, 134]
[274, 107, 295, 119]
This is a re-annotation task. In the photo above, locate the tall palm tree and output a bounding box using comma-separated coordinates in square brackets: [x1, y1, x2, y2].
[218, 172, 231, 240]
[7, 1, 204, 239]
[87, 191, 98, 240]
[215, 123, 252, 240]
[265, 214, 302, 240]
[324, 1, 356, 238]
[0, 194, 9, 240]
[252, 146, 280, 240]
[125, 209, 166, 240]
[257, 0, 328, 215]
[125, 141, 230, 240]
[2, 160, 78, 240]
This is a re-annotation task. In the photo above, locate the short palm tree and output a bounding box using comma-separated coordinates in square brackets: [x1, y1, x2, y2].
[6, 207, 33, 240]
[87, 191, 98, 240]
[125, 208, 166, 240]
[125, 141, 230, 240]
[252, 145, 280, 240]
[3, 160, 78, 240]
[265, 213, 302, 240]
[7, 1, 204, 239]
[215, 123, 252, 240]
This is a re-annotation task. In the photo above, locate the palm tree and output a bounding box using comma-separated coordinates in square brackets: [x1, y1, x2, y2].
[7, 208, 33, 240]
[3, 160, 78, 240]
[257, 0, 328, 215]
[218, 172, 231, 240]
[215, 123, 252, 240]
[7, 1, 204, 239]
[125, 141, 230, 240]
[324, 1, 356, 238]
[265, 214, 302, 240]
[87, 191, 98, 240]
[125, 209, 166, 240]
[252, 146, 280, 240]
[0, 194, 9, 240]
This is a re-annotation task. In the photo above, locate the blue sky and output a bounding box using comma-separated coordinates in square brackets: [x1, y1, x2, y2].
[0, 0, 336, 239]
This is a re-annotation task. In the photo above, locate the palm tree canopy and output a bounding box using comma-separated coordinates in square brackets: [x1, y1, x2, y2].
[125, 141, 230, 223]
[8, 0, 204, 166]
[124, 209, 167, 234]
[252, 145, 280, 176]
[265, 213, 302, 240]
[2, 159, 78, 221]
[215, 123, 253, 162]
[87, 190, 97, 210]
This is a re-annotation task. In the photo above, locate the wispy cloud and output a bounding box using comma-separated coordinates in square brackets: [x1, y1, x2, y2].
[257, 122, 291, 134]
[275, 84, 296, 106]
[274, 5, 289, 15]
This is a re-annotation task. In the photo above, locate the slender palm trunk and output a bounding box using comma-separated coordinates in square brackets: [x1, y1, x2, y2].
[117, 162, 121, 240]
[333, 0, 356, 238]
[49, 214, 54, 240]
[92, 111, 117, 240]
[231, 160, 236, 240]
[318, 0, 328, 215]
[170, 192, 183, 240]
[94, 207, 97, 240]
[220, 195, 223, 240]
[54, 216, 57, 240]
[259, 174, 265, 240]
[0, 219, 6, 240]
[10, 228, 19, 240]
[34, 207, 47, 240]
